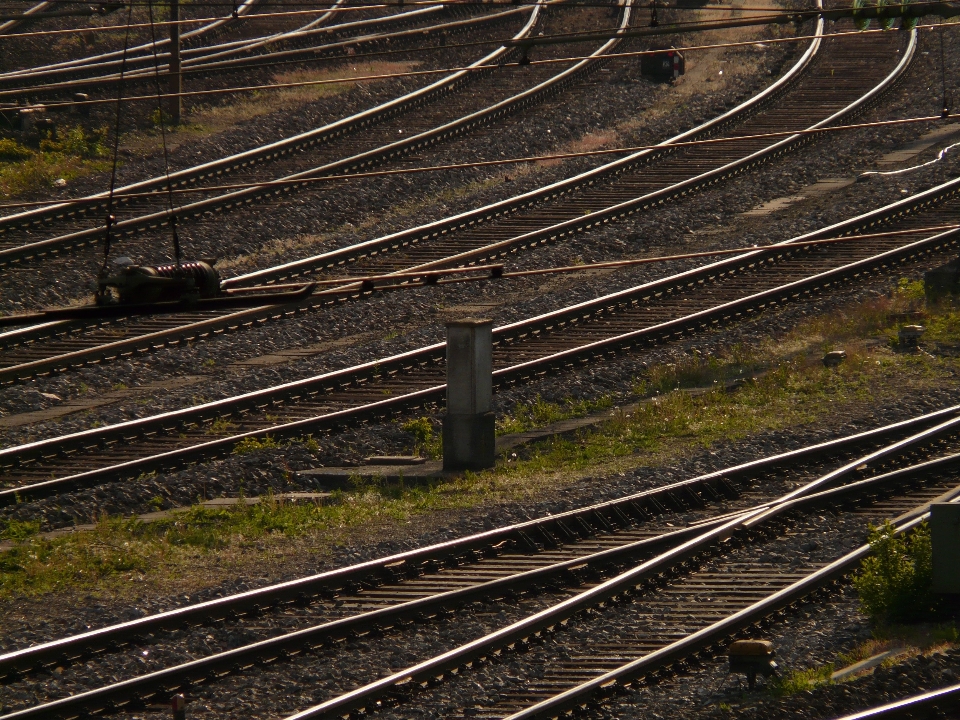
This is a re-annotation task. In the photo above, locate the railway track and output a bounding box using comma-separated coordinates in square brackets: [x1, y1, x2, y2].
[0, 0, 263, 75]
[3, 407, 959, 718]
[0, 1, 59, 35]
[278, 464, 960, 720]
[0, 16, 895, 384]
[1, 152, 958, 509]
[0, 1, 643, 374]
[0, 1, 550, 262]
[0, 2, 466, 95]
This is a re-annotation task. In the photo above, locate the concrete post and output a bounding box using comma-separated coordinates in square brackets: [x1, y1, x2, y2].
[442, 318, 495, 471]
[166, 0, 182, 125]
[931, 502, 960, 594]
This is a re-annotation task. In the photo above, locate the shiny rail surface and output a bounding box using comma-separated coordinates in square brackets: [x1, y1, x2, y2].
[0, 140, 954, 510]
[0, 11, 827, 380]
[275, 452, 960, 718]
[0, 0, 640, 380]
[0, 3, 539, 264]
[2, 404, 954, 677]
[3, 408, 960, 718]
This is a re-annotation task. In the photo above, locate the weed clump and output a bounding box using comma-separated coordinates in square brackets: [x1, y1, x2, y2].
[497, 395, 613, 435]
[852, 520, 936, 624]
[401, 417, 441, 458]
[769, 664, 833, 696]
[0, 138, 33, 162]
[0, 125, 109, 196]
[233, 435, 281, 454]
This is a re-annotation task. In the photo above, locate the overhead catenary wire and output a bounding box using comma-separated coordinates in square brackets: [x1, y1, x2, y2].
[2, 9, 792, 92]
[0, 0, 816, 38]
[299, 223, 960, 293]
[100, 1, 135, 274]
[14, 22, 956, 111]
[147, 0, 184, 264]
[2, 223, 955, 325]
[1, 112, 955, 211]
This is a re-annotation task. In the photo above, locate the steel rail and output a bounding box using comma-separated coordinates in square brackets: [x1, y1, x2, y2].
[0, 2, 641, 376]
[0, 521, 729, 719]
[0, 10, 823, 379]
[501, 498, 960, 720]
[0, 0, 336, 80]
[0, 0, 261, 79]
[226, 10, 828, 288]
[281, 464, 960, 719]
[0, 0, 621, 270]
[829, 684, 960, 720]
[0, 3, 536, 252]
[5, 415, 959, 718]
[0, 1, 57, 35]
[0, 3, 451, 92]
[3, 402, 957, 678]
[0, 168, 955, 504]
[0, 0, 616, 250]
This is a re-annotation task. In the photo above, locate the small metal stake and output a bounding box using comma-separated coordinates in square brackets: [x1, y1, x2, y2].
[171, 694, 186, 720]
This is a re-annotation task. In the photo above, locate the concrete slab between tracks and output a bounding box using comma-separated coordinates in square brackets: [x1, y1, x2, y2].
[875, 122, 960, 167]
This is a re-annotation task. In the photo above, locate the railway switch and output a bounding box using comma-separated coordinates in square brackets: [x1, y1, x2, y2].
[442, 318, 495, 471]
[728, 639, 777, 689]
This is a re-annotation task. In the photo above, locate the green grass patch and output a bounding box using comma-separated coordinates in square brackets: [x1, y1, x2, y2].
[5, 278, 960, 601]
[769, 663, 834, 696]
[497, 395, 614, 435]
[0, 126, 110, 197]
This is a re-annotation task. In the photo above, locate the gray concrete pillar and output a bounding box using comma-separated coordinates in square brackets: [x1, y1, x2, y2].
[442, 318, 495, 471]
[931, 502, 960, 594]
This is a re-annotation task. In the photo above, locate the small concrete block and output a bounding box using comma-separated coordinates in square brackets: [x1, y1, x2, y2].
[298, 462, 445, 489]
[728, 639, 777, 688]
[822, 350, 847, 367]
[364, 456, 426, 466]
[17, 107, 42, 132]
[899, 325, 926, 346]
[728, 640, 775, 657]
[931, 502, 960, 594]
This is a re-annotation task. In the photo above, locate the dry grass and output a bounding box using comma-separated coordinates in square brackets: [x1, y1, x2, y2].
[124, 61, 420, 155]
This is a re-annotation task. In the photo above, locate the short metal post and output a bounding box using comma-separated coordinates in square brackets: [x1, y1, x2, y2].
[442, 318, 495, 471]
[171, 693, 186, 720]
[931, 502, 960, 594]
[167, 0, 182, 125]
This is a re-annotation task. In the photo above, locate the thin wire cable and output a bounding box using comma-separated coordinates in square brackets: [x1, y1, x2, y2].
[0, 1, 838, 41]
[0, 112, 954, 211]
[297, 223, 960, 290]
[2, 5, 794, 88]
[102, 2, 135, 273]
[147, 0, 184, 264]
[16, 23, 937, 111]
[861, 141, 960, 177]
[939, 19, 950, 115]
